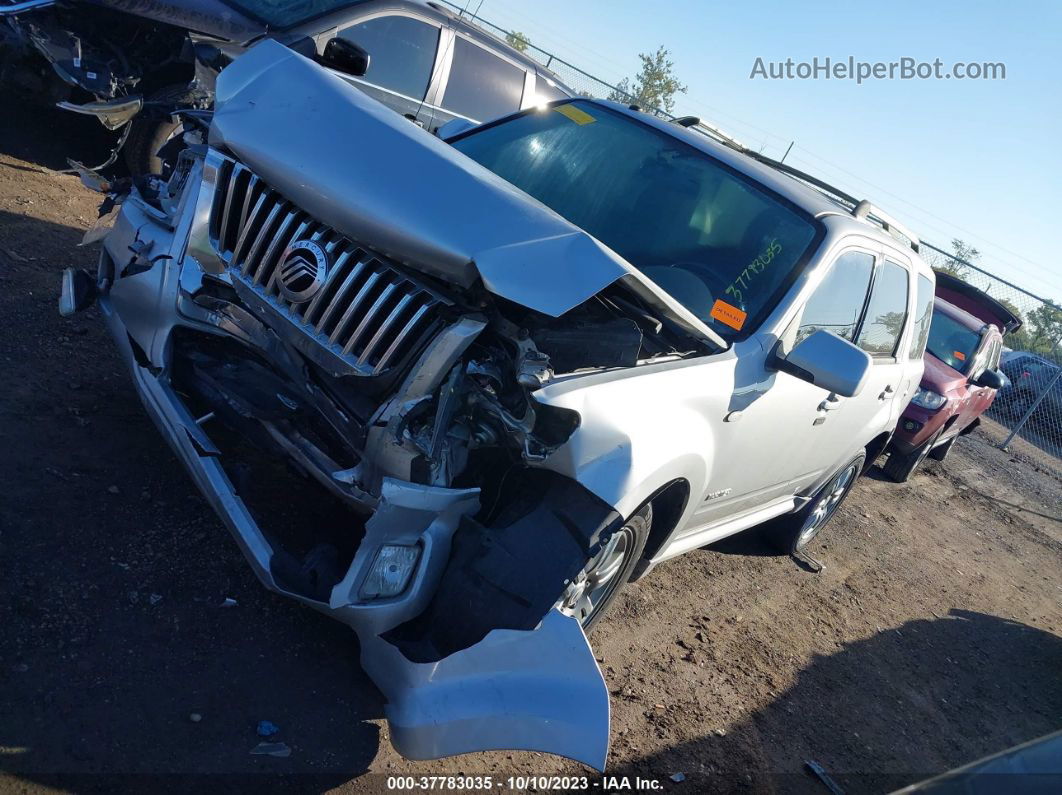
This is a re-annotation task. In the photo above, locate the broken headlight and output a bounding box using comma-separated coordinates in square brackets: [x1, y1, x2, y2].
[361, 545, 421, 599]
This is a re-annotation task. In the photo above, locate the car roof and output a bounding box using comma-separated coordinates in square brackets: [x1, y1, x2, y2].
[277, 0, 572, 90]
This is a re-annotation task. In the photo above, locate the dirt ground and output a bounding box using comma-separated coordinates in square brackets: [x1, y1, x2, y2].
[1, 100, 1060, 795]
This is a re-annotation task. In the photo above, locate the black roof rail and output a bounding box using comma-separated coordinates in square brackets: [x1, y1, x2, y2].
[852, 200, 920, 253]
[679, 117, 922, 254]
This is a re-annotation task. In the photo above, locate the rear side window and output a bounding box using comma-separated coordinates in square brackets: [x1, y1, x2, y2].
[339, 16, 440, 100]
[908, 274, 935, 359]
[856, 260, 909, 356]
[443, 37, 525, 120]
[797, 251, 874, 343]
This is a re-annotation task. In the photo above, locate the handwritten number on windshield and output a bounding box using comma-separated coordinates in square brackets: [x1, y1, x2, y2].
[724, 238, 782, 308]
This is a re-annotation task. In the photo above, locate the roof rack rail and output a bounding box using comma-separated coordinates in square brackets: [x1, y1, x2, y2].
[852, 200, 920, 253]
[741, 153, 920, 253]
[682, 119, 921, 254]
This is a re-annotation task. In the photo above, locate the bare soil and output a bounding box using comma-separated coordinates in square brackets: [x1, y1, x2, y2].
[1, 100, 1060, 794]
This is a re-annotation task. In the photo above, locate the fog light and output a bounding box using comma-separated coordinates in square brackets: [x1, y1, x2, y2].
[360, 545, 420, 599]
[903, 419, 922, 432]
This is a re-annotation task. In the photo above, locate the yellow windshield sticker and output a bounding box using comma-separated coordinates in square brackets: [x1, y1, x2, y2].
[554, 104, 596, 125]
[711, 299, 748, 331]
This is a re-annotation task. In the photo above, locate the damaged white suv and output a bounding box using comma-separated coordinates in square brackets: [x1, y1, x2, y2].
[64, 41, 934, 769]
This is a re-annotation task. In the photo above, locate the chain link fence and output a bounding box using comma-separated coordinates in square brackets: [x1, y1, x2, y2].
[917, 243, 1061, 471]
[442, 1, 1062, 472]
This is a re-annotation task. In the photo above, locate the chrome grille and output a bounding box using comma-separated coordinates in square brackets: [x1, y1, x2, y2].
[208, 156, 447, 377]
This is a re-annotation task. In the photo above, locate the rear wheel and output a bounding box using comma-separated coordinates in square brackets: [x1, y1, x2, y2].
[559, 504, 651, 631]
[767, 452, 864, 554]
[883, 429, 942, 482]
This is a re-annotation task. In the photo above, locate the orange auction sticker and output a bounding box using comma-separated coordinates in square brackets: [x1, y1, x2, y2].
[710, 299, 747, 330]
[954, 351, 966, 360]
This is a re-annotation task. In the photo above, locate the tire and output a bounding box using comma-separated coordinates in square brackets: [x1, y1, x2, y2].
[559, 503, 651, 631]
[927, 434, 957, 462]
[767, 452, 864, 554]
[123, 85, 198, 178]
[883, 429, 942, 482]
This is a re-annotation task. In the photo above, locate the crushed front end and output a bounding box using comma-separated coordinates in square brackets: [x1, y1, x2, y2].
[71, 40, 712, 771]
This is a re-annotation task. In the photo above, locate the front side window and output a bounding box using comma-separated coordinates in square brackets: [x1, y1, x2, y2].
[856, 260, 909, 356]
[450, 101, 820, 339]
[926, 308, 981, 373]
[797, 251, 874, 343]
[908, 274, 935, 359]
[339, 16, 440, 100]
[443, 37, 526, 121]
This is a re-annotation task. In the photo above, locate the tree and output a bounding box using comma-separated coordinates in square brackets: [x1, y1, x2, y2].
[934, 238, 980, 280]
[606, 46, 687, 115]
[1027, 300, 1062, 355]
[505, 31, 530, 52]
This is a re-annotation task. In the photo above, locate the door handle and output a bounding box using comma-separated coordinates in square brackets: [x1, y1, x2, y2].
[818, 394, 843, 412]
[878, 384, 895, 401]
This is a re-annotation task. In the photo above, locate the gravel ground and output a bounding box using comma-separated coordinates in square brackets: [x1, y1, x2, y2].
[1, 100, 1060, 794]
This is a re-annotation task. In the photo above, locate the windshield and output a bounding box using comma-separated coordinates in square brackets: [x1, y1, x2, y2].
[450, 101, 820, 338]
[926, 308, 980, 373]
[225, 0, 358, 27]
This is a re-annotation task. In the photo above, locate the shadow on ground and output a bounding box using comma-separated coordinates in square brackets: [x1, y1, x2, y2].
[606, 610, 1062, 793]
[0, 152, 385, 788]
[0, 89, 118, 172]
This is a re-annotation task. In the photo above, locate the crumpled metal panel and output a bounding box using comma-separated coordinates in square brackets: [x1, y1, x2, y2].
[209, 40, 636, 318]
[379, 609, 610, 771]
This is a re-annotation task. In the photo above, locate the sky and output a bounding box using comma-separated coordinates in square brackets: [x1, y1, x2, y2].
[467, 0, 1061, 302]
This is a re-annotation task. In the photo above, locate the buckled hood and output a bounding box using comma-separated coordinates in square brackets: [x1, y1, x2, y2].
[208, 39, 723, 347]
[87, 0, 265, 41]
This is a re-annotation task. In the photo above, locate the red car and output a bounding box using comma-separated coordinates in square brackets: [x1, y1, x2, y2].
[884, 273, 1020, 481]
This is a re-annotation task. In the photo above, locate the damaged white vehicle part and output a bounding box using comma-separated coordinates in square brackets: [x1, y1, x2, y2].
[87, 39, 621, 772]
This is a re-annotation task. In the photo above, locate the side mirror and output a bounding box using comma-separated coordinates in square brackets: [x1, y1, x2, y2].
[972, 368, 1005, 390]
[772, 330, 872, 398]
[321, 37, 370, 77]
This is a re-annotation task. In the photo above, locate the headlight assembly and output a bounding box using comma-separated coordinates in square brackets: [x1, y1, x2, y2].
[911, 386, 947, 410]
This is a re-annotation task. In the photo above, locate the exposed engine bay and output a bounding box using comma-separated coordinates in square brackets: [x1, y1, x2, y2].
[0, 1, 197, 110]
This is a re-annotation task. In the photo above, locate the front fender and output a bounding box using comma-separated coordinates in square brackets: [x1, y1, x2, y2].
[532, 358, 732, 522]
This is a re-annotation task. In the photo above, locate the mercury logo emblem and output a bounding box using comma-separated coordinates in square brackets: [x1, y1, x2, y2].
[277, 240, 329, 303]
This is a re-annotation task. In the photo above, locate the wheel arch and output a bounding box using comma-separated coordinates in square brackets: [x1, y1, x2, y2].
[863, 431, 893, 473]
[629, 478, 691, 582]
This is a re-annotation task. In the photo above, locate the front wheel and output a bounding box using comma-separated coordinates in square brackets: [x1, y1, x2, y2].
[559, 504, 651, 631]
[123, 85, 199, 178]
[768, 452, 865, 554]
[883, 428, 942, 482]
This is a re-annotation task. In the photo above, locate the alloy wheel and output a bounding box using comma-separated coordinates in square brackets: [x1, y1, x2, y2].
[796, 462, 859, 549]
[560, 526, 634, 625]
